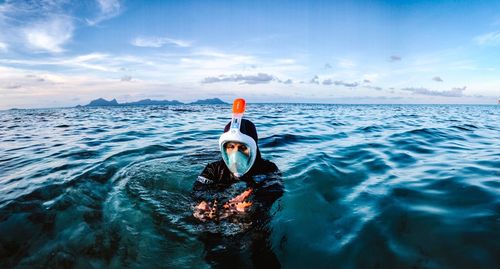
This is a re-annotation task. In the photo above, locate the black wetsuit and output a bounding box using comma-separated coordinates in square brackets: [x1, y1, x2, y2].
[193, 158, 283, 203]
[192, 119, 284, 269]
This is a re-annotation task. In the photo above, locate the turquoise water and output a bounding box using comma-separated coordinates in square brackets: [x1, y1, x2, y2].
[0, 104, 499, 268]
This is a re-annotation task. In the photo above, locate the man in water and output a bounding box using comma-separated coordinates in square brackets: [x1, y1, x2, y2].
[192, 113, 284, 268]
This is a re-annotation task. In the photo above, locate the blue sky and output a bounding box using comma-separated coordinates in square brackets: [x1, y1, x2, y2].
[0, 0, 499, 109]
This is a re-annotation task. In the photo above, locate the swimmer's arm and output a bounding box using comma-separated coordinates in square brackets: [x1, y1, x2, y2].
[194, 162, 217, 186]
[192, 166, 217, 220]
[192, 162, 219, 203]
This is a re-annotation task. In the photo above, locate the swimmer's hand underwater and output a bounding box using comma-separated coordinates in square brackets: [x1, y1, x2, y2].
[193, 188, 253, 221]
[193, 200, 218, 222]
[224, 188, 253, 212]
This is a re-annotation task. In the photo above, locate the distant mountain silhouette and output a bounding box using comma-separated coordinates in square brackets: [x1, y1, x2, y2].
[189, 98, 227, 105]
[86, 98, 119, 106]
[82, 97, 227, 107]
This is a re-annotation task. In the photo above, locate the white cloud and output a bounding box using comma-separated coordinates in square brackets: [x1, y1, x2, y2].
[131, 36, 192, 48]
[0, 65, 165, 109]
[338, 59, 356, 69]
[86, 0, 122, 26]
[0, 1, 75, 53]
[334, 80, 359, 87]
[0, 0, 123, 53]
[62, 53, 114, 71]
[0, 64, 248, 109]
[201, 73, 275, 84]
[23, 16, 74, 53]
[474, 31, 500, 46]
[97, 0, 120, 14]
[0, 66, 49, 93]
[71, 52, 109, 62]
[0, 53, 116, 72]
[0, 42, 7, 52]
[401, 86, 466, 97]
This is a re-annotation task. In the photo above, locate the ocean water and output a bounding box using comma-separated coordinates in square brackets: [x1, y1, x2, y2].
[0, 104, 499, 269]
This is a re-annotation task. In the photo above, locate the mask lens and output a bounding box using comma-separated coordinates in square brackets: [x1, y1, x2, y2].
[222, 142, 253, 177]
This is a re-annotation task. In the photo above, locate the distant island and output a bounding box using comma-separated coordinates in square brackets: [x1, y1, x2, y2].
[189, 98, 228, 105]
[78, 98, 227, 107]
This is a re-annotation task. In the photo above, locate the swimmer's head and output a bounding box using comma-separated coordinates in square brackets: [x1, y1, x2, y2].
[218, 99, 258, 177]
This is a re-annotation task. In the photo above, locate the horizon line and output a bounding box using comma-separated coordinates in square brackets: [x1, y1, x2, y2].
[3, 102, 498, 111]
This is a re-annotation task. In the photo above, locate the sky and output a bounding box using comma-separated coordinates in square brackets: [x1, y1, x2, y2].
[0, 0, 499, 109]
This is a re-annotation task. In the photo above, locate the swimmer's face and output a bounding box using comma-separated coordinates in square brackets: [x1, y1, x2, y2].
[224, 142, 250, 156]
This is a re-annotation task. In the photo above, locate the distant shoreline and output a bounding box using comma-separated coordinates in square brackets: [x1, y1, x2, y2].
[79, 97, 228, 107]
[4, 102, 498, 112]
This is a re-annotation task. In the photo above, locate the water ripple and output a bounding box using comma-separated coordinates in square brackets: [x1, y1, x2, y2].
[0, 104, 499, 268]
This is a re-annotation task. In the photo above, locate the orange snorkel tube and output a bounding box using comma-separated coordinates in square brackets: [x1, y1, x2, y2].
[230, 98, 246, 131]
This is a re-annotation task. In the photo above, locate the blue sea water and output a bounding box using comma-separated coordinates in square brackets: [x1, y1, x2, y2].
[0, 104, 499, 269]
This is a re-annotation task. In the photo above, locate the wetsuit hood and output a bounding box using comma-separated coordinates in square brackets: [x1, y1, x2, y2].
[219, 119, 262, 177]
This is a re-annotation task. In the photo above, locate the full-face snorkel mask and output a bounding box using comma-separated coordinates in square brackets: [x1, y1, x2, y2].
[219, 98, 257, 178]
